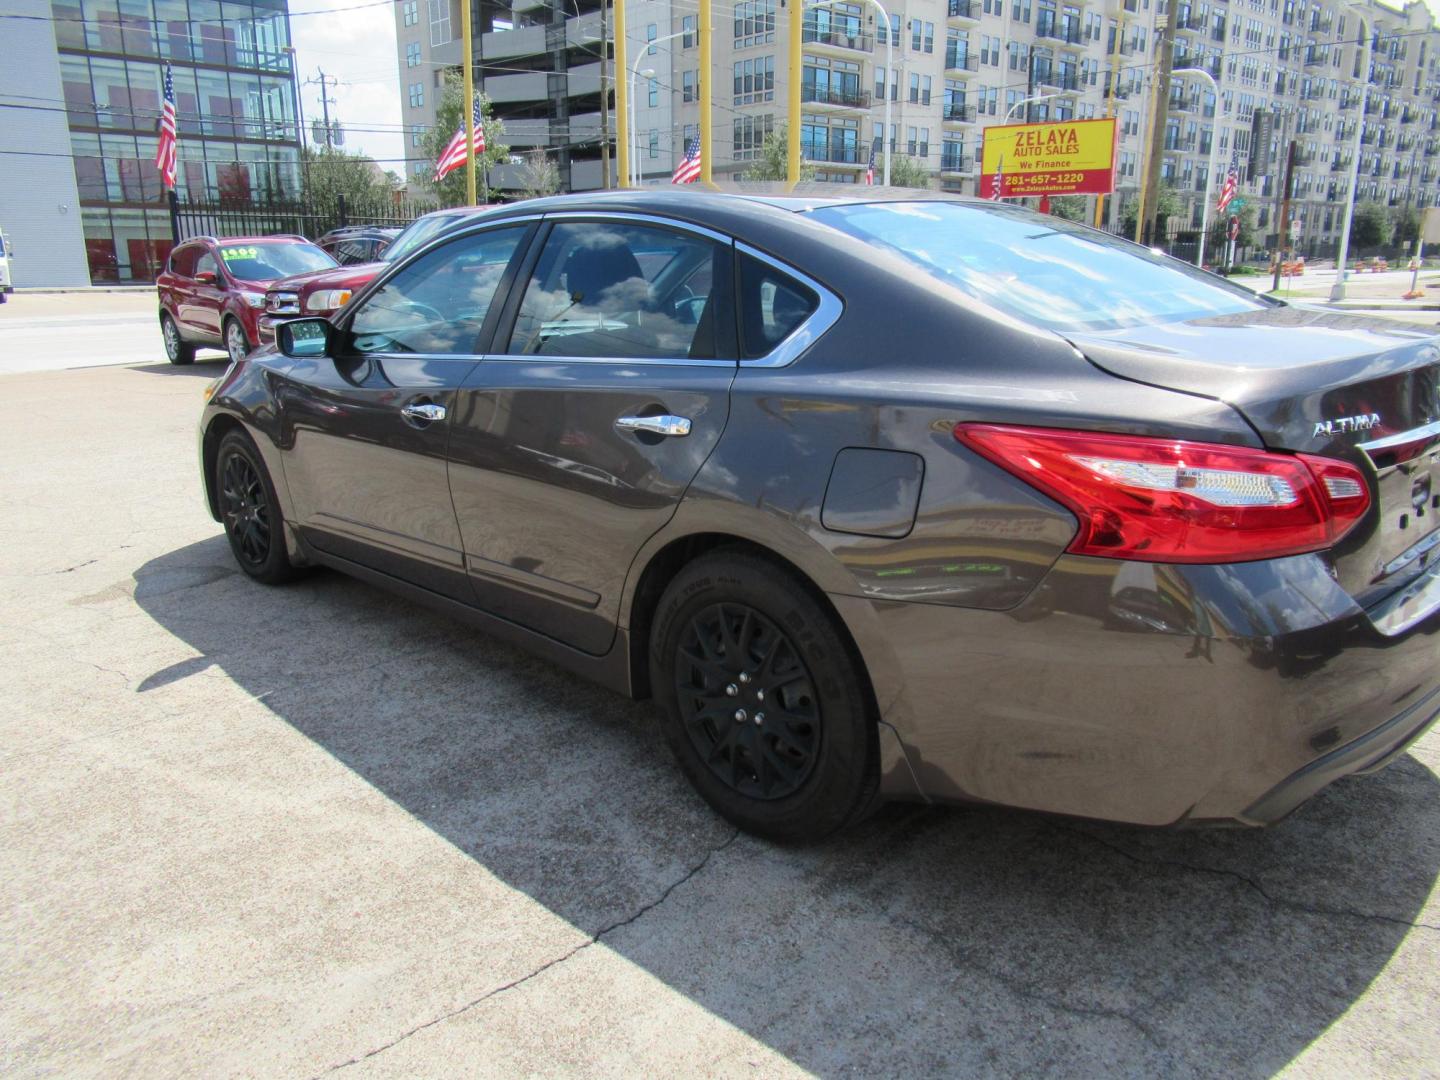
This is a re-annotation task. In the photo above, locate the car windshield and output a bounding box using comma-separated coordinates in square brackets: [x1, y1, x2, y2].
[810, 201, 1269, 333]
[382, 213, 470, 263]
[219, 242, 336, 281]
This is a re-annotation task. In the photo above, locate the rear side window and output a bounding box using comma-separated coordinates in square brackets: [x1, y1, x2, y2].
[738, 252, 818, 360]
[505, 221, 727, 360]
[170, 245, 199, 277]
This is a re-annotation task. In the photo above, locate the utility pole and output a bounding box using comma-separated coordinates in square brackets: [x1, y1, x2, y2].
[1094, 11, 1125, 229]
[306, 68, 339, 147]
[1136, 19, 1175, 246]
[1271, 139, 1298, 292]
[600, 0, 611, 188]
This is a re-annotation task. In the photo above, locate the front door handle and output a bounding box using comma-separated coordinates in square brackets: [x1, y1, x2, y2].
[401, 401, 446, 424]
[615, 414, 692, 437]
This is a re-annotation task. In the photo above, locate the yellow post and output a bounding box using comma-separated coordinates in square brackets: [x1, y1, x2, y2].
[615, 0, 629, 187]
[461, 0, 477, 205]
[699, 0, 713, 185]
[786, 0, 802, 190]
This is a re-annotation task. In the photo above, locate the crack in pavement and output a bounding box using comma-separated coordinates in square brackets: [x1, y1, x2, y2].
[314, 829, 743, 1075]
[1047, 821, 1440, 933]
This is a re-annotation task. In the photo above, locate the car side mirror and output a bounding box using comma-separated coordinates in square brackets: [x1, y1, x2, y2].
[194, 270, 217, 285]
[278, 317, 334, 359]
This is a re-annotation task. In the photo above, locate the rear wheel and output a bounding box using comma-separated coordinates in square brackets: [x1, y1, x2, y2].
[215, 428, 304, 585]
[651, 550, 879, 842]
[224, 317, 250, 366]
[161, 313, 195, 365]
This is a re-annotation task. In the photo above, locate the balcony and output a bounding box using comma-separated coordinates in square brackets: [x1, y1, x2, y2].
[1164, 135, 1197, 152]
[942, 102, 977, 123]
[1172, 12, 1205, 33]
[946, 0, 979, 20]
[1303, 48, 1329, 67]
[1168, 94, 1197, 114]
[801, 25, 874, 53]
[803, 142, 863, 164]
[1331, 157, 1353, 172]
[1035, 17, 1083, 44]
[1427, 143, 1439, 157]
[940, 153, 969, 173]
[802, 85, 872, 109]
[1033, 65, 1080, 91]
[944, 48, 979, 72]
[1339, 94, 1360, 110]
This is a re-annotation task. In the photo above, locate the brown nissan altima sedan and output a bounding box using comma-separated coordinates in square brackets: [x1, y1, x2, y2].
[198, 191, 1440, 841]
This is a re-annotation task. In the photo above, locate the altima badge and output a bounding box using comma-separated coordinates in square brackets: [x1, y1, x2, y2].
[1313, 413, 1382, 439]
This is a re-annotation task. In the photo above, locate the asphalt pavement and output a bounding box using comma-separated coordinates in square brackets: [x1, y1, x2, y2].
[2, 300, 1439, 1077]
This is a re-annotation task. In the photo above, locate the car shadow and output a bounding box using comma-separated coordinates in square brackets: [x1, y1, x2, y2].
[126, 358, 229, 376]
[133, 536, 1440, 1076]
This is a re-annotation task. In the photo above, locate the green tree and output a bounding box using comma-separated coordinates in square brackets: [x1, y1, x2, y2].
[741, 124, 817, 183]
[300, 145, 398, 207]
[1119, 183, 1184, 237]
[1349, 201, 1392, 250]
[421, 71, 509, 206]
[1391, 204, 1422, 248]
[885, 155, 932, 189]
[1048, 194, 1089, 222]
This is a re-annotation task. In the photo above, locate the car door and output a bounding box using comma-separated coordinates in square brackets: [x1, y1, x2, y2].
[183, 249, 226, 340]
[446, 215, 738, 655]
[275, 221, 535, 599]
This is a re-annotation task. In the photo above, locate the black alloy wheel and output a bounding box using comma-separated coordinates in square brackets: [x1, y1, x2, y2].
[652, 550, 879, 842]
[215, 429, 304, 585]
[674, 602, 821, 800]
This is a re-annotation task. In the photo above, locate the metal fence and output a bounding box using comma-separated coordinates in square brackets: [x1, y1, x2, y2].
[171, 193, 430, 245]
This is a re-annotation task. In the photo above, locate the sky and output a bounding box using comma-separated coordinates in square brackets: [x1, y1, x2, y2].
[289, 0, 407, 176]
[289, 0, 1440, 181]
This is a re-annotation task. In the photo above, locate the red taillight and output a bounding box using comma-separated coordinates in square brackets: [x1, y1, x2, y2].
[953, 424, 1371, 563]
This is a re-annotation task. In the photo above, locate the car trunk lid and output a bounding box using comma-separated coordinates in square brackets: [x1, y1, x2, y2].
[1067, 304, 1440, 629]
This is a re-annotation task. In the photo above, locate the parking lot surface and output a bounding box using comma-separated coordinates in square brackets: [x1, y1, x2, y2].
[3, 336, 1440, 1076]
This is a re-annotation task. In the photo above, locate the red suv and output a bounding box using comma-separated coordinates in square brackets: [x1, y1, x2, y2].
[158, 236, 336, 365]
[259, 207, 499, 343]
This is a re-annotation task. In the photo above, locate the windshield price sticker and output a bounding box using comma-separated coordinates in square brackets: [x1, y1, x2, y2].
[221, 247, 259, 261]
[979, 118, 1117, 200]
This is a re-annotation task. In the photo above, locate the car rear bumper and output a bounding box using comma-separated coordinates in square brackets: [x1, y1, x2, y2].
[834, 551, 1440, 826]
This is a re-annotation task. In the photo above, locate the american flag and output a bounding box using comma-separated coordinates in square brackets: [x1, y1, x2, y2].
[1216, 153, 1240, 212]
[865, 144, 876, 185]
[435, 97, 486, 182]
[154, 63, 177, 190]
[988, 154, 1004, 201]
[672, 134, 702, 184]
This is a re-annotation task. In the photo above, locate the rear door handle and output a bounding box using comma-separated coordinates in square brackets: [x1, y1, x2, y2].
[615, 414, 692, 437]
[401, 401, 446, 424]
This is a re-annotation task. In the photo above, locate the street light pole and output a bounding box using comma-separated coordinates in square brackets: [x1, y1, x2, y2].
[1172, 67, 1221, 269]
[629, 30, 686, 185]
[1004, 91, 1064, 122]
[1331, 13, 1373, 302]
[805, 0, 891, 186]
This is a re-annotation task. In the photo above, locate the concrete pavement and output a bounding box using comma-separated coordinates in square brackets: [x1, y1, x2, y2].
[0, 291, 226, 375]
[1, 309, 1439, 1077]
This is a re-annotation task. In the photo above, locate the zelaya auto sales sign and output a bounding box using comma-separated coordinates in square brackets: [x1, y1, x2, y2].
[978, 117, 1117, 199]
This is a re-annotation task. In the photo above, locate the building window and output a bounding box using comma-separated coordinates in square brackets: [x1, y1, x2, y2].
[732, 113, 774, 160]
[647, 23, 657, 53]
[648, 78, 658, 108]
[403, 0, 418, 27]
[924, 21, 935, 53]
[406, 41, 420, 67]
[649, 129, 659, 158]
[911, 19, 922, 50]
[683, 70, 696, 102]
[427, 0, 451, 46]
[733, 55, 775, 104]
[733, 0, 776, 47]
[683, 15, 697, 48]
[409, 82, 424, 107]
[909, 72, 920, 103]
[410, 125, 425, 146]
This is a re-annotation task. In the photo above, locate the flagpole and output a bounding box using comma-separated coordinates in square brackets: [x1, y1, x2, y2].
[461, 0, 477, 206]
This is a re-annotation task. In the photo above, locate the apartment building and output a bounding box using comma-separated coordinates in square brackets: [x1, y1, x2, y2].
[399, 0, 1440, 249]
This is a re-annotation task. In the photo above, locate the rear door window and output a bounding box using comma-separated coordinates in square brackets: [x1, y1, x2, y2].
[737, 251, 819, 360]
[504, 221, 730, 360]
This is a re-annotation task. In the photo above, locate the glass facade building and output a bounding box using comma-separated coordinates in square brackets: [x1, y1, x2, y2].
[50, 0, 301, 282]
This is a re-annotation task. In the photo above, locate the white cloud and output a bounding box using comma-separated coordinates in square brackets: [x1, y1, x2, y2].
[289, 0, 406, 176]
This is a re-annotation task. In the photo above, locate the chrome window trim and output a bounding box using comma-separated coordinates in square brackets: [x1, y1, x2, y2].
[483, 353, 737, 368]
[540, 210, 734, 245]
[734, 242, 844, 369]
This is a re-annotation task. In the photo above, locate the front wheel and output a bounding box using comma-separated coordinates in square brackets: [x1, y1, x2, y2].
[161, 313, 195, 365]
[224, 317, 251, 366]
[215, 428, 304, 585]
[651, 550, 879, 842]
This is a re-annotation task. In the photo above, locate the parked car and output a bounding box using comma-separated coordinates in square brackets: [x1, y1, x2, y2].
[158, 236, 336, 365]
[259, 207, 500, 343]
[199, 191, 1440, 842]
[315, 225, 402, 265]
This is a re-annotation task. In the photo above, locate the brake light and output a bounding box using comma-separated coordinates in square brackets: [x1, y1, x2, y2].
[954, 424, 1371, 563]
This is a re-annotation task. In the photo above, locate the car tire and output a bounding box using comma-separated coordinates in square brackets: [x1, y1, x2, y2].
[215, 428, 305, 586]
[651, 550, 879, 843]
[161, 312, 195, 365]
[224, 317, 251, 366]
